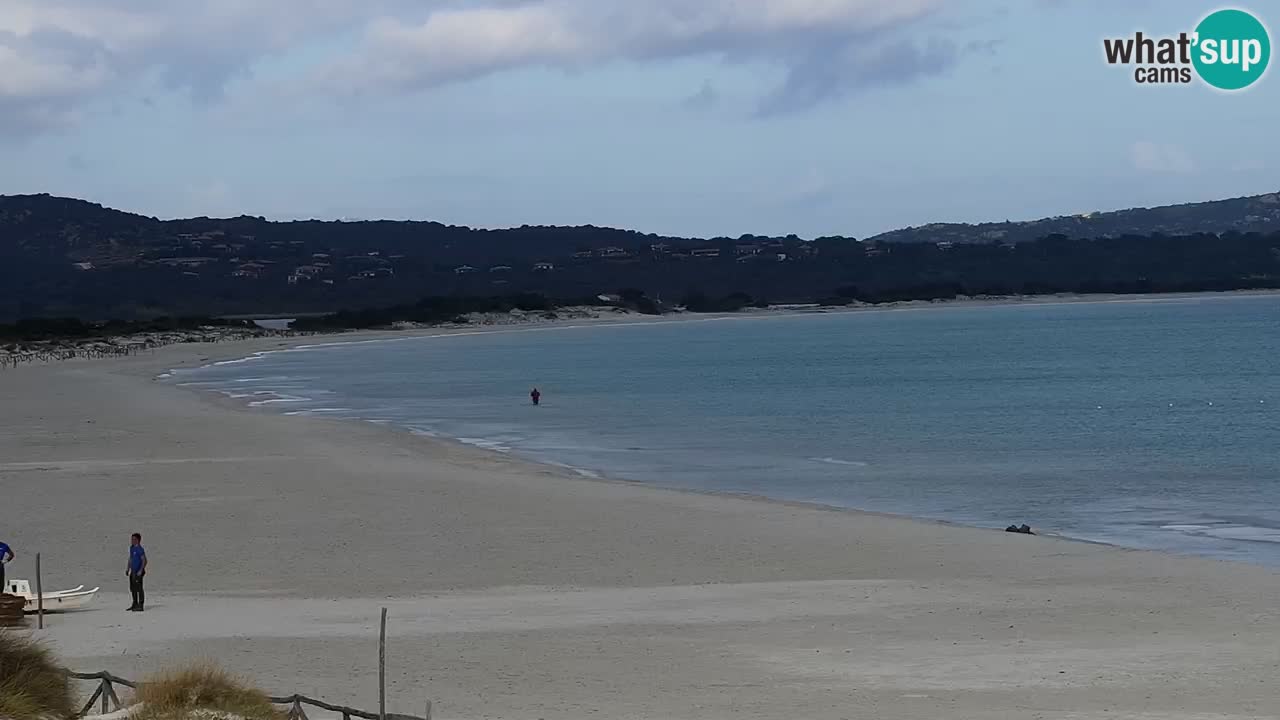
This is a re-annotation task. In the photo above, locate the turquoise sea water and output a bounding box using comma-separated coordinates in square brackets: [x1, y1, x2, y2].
[171, 295, 1280, 564]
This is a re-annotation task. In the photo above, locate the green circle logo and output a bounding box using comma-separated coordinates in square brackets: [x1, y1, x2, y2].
[1193, 9, 1271, 90]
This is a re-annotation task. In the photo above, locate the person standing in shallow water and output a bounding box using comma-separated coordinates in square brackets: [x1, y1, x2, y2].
[126, 533, 147, 612]
[531, 388, 541, 406]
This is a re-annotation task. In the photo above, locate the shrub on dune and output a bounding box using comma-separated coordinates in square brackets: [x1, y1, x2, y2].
[133, 664, 282, 720]
[0, 630, 75, 720]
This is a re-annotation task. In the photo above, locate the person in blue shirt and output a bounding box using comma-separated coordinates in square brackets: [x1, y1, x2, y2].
[0, 540, 13, 593]
[126, 533, 148, 612]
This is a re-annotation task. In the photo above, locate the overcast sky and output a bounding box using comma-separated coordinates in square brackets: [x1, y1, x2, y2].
[1, 0, 1276, 238]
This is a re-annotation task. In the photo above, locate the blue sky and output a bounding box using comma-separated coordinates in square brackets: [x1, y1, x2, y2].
[0, 0, 1275, 239]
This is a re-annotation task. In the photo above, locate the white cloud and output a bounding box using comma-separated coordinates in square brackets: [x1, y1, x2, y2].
[0, 40, 110, 131]
[0, 0, 416, 132]
[0, 0, 962, 134]
[323, 0, 953, 111]
[1131, 141, 1195, 175]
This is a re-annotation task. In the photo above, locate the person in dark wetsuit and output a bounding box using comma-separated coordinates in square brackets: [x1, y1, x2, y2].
[530, 388, 541, 406]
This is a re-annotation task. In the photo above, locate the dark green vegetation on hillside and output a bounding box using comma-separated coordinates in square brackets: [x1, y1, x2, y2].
[289, 293, 631, 330]
[0, 316, 259, 342]
[2, 192, 1279, 322]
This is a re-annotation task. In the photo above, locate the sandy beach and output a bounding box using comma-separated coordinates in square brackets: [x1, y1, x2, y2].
[5, 329, 1280, 720]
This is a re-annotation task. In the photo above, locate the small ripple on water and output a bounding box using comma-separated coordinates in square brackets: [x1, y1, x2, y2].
[811, 457, 870, 467]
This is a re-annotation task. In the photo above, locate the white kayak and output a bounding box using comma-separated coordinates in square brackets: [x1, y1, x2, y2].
[5, 579, 100, 613]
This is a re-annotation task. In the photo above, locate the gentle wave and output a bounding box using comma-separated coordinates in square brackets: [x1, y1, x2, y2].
[1200, 527, 1280, 544]
[1161, 522, 1280, 545]
[457, 437, 513, 453]
[248, 394, 311, 407]
[544, 460, 604, 479]
[231, 375, 312, 384]
[212, 352, 271, 366]
[811, 457, 870, 467]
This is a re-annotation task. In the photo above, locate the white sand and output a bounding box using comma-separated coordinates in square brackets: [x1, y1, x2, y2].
[5, 335, 1280, 720]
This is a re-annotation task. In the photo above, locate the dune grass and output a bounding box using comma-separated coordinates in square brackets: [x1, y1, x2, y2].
[0, 630, 75, 720]
[132, 664, 283, 720]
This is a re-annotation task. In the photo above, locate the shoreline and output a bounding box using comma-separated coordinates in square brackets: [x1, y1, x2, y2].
[122, 285, 1280, 381]
[175, 355, 1137, 562]
[156, 287, 1280, 569]
[19, 330, 1273, 575]
[8, 293, 1280, 718]
[7, 288, 1280, 373]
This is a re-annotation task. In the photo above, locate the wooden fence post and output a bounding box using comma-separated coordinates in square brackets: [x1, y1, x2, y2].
[35, 552, 44, 629]
[379, 608, 388, 720]
[103, 676, 122, 713]
[78, 683, 104, 718]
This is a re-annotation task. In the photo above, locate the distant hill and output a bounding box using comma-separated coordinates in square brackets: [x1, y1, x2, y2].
[864, 191, 1280, 245]
[2, 191, 1279, 320]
